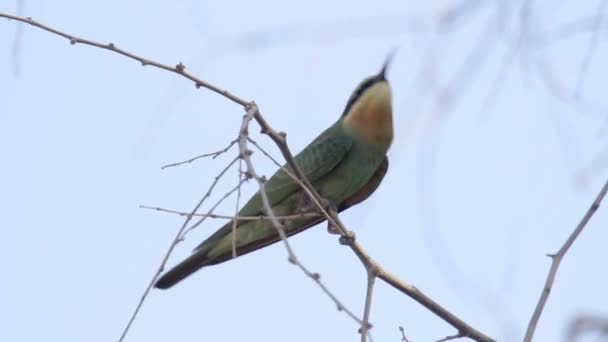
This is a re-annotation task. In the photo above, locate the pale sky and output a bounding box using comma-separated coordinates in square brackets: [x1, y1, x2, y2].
[1, 1, 607, 342]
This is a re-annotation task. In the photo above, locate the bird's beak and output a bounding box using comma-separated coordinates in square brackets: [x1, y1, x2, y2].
[378, 48, 398, 81]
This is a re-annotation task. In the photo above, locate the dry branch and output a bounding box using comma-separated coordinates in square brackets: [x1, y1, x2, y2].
[118, 154, 240, 342]
[524, 178, 608, 342]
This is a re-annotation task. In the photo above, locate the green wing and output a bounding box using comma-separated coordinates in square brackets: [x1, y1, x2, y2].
[238, 124, 353, 217]
[156, 124, 355, 289]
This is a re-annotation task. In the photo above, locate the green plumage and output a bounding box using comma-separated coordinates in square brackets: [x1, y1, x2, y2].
[155, 66, 393, 289]
[200, 121, 387, 258]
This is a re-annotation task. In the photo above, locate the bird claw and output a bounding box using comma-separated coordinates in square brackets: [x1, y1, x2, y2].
[327, 222, 340, 235]
[339, 231, 356, 245]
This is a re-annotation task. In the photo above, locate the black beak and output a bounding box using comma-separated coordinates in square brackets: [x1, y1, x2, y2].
[378, 48, 398, 81]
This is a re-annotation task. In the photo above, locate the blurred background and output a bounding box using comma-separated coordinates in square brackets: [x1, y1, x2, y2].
[1, 0, 607, 341]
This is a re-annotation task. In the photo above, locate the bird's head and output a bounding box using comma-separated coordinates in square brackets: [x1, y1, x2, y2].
[341, 52, 395, 146]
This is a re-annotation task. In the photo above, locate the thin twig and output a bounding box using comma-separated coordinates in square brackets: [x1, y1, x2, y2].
[118, 156, 238, 342]
[139, 205, 321, 221]
[181, 172, 245, 238]
[181, 178, 248, 241]
[232, 153, 243, 257]
[0, 13, 250, 108]
[398, 326, 412, 342]
[523, 178, 608, 342]
[161, 139, 237, 169]
[436, 333, 464, 342]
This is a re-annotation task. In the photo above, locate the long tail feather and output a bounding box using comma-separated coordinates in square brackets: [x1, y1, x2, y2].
[154, 251, 212, 289]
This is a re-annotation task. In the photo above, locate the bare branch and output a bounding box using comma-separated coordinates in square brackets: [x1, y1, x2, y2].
[161, 139, 237, 169]
[524, 178, 608, 342]
[232, 159, 243, 258]
[436, 332, 465, 342]
[249, 105, 494, 342]
[360, 267, 378, 342]
[251, 121, 493, 340]
[139, 205, 321, 221]
[377, 265, 493, 342]
[0, 12, 250, 107]
[237, 104, 367, 329]
[118, 154, 238, 342]
[182, 157, 243, 239]
[398, 326, 412, 342]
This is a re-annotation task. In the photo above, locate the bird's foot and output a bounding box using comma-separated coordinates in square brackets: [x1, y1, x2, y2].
[327, 222, 340, 235]
[319, 199, 340, 234]
[339, 231, 356, 245]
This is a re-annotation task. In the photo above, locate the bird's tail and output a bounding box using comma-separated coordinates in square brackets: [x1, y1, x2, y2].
[155, 210, 325, 289]
[154, 250, 213, 289]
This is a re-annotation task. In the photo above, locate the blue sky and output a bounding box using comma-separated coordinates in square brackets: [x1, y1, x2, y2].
[1, 1, 607, 341]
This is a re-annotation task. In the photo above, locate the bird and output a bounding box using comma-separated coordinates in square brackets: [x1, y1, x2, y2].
[155, 55, 395, 289]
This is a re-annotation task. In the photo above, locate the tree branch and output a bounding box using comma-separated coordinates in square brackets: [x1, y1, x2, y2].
[360, 266, 378, 342]
[237, 104, 368, 331]
[118, 155, 240, 342]
[161, 139, 237, 169]
[139, 205, 321, 221]
[524, 178, 608, 342]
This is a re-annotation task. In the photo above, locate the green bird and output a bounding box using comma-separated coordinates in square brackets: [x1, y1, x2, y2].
[155, 57, 394, 289]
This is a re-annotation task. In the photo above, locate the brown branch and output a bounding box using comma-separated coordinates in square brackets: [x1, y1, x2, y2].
[523, 178, 608, 342]
[0, 12, 493, 342]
